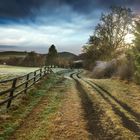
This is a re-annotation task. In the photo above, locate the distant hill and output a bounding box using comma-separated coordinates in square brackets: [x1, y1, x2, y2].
[0, 51, 28, 59]
[0, 51, 27, 55]
[0, 50, 78, 67]
[0, 51, 77, 60]
[58, 52, 77, 60]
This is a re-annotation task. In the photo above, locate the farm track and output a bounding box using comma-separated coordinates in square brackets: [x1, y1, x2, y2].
[8, 72, 92, 140]
[76, 72, 140, 137]
[70, 73, 105, 139]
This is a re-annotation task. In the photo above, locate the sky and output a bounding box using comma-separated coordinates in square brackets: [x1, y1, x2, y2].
[0, 0, 140, 54]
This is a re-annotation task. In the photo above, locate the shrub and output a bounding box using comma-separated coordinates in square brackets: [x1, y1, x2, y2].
[92, 56, 134, 81]
[92, 60, 117, 78]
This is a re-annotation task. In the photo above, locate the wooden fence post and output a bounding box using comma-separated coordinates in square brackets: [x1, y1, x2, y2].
[7, 78, 17, 109]
[47, 67, 50, 74]
[40, 68, 42, 79]
[34, 71, 36, 83]
[44, 67, 47, 75]
[24, 74, 30, 94]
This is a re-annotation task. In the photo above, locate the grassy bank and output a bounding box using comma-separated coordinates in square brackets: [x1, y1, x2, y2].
[79, 79, 138, 139]
[93, 79, 140, 115]
[0, 73, 63, 140]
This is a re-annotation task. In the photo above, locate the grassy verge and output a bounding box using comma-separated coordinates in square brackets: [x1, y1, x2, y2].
[21, 80, 67, 140]
[79, 79, 138, 139]
[93, 79, 140, 115]
[0, 73, 62, 140]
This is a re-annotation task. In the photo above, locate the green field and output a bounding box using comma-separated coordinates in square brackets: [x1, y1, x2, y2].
[0, 65, 67, 80]
[0, 65, 39, 80]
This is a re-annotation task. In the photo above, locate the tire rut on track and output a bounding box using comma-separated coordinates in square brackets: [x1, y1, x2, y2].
[76, 72, 140, 137]
[90, 80, 140, 121]
[78, 72, 140, 123]
[70, 73, 105, 139]
[87, 81, 140, 135]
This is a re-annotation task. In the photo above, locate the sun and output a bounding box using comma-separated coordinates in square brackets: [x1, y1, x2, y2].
[125, 33, 135, 44]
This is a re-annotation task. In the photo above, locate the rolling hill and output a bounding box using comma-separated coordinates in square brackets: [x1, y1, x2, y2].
[0, 51, 28, 59]
[58, 52, 77, 60]
[0, 51, 77, 60]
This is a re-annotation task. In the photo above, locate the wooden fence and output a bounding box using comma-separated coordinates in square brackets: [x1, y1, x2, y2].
[0, 66, 53, 109]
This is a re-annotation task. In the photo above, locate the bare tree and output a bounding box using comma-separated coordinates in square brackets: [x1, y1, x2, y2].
[83, 6, 133, 69]
[95, 6, 133, 57]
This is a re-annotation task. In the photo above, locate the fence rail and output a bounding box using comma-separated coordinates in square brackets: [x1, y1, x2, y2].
[0, 66, 53, 109]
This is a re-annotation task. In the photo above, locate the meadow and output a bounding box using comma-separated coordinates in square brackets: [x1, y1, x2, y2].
[0, 65, 39, 80]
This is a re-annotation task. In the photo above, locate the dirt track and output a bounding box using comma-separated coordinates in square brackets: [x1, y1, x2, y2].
[8, 70, 140, 140]
[8, 72, 92, 140]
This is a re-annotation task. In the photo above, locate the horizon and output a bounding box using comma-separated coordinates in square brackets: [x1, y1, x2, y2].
[0, 0, 140, 54]
[0, 45, 74, 54]
[0, 45, 78, 55]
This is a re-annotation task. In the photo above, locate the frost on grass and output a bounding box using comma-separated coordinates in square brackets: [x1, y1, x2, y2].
[0, 65, 39, 80]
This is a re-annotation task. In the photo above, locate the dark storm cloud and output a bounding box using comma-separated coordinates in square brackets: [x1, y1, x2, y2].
[62, 0, 140, 14]
[0, 0, 46, 19]
[0, 0, 139, 53]
[0, 0, 139, 20]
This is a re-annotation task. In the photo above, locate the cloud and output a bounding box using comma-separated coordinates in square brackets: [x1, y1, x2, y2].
[0, 0, 139, 21]
[0, 13, 94, 54]
[0, 0, 46, 19]
[0, 0, 139, 54]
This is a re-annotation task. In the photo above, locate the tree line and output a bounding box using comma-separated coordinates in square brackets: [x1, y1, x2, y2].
[83, 6, 140, 83]
[0, 44, 72, 68]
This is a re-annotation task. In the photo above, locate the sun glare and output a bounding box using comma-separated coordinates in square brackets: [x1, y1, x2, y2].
[125, 33, 135, 44]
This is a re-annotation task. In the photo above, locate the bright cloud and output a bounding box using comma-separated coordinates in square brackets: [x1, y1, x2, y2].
[0, 0, 139, 54]
[0, 14, 95, 53]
